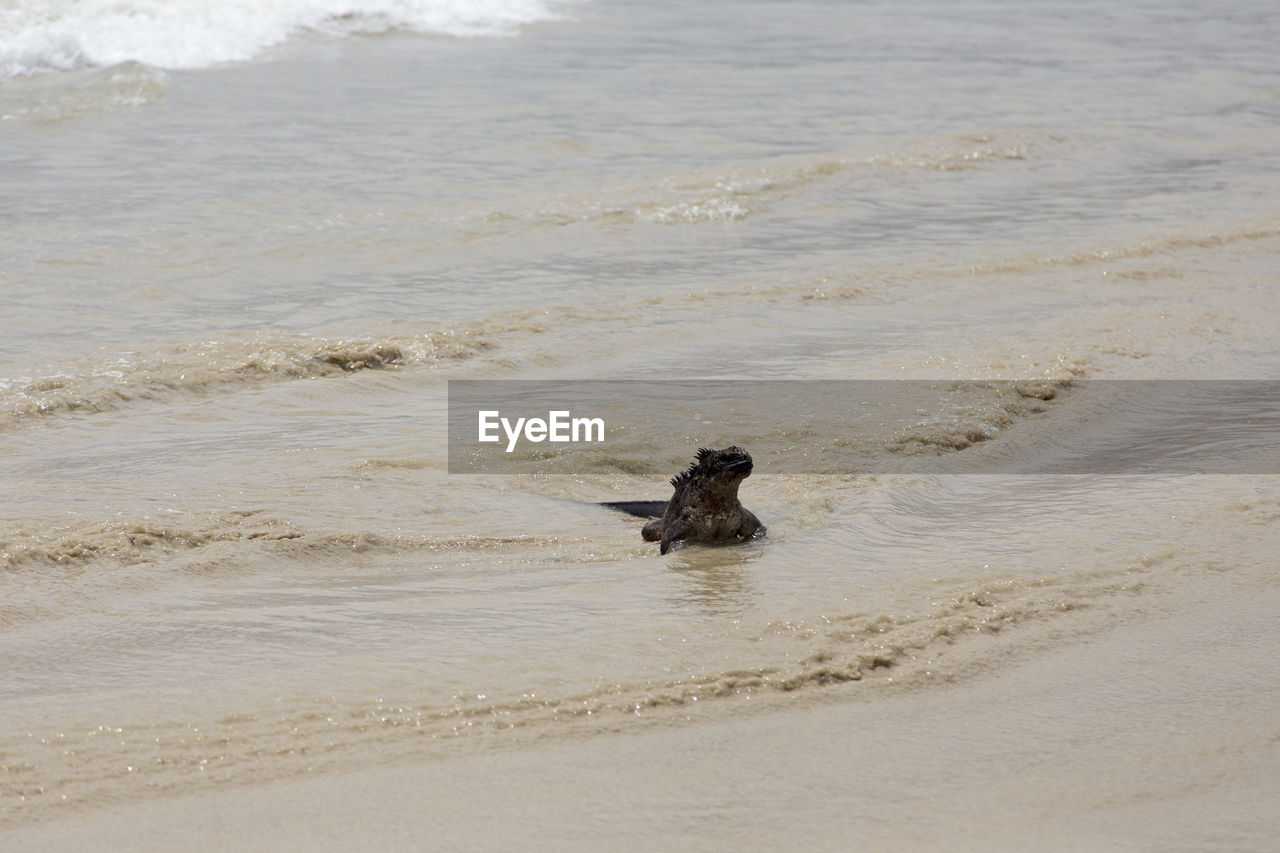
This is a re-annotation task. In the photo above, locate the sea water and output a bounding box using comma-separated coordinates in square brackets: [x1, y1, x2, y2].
[1, 0, 1278, 839]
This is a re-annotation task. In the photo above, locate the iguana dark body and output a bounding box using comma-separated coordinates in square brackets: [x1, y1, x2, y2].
[603, 446, 764, 554]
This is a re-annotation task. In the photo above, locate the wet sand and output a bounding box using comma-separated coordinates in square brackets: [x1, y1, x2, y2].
[7, 565, 1276, 852]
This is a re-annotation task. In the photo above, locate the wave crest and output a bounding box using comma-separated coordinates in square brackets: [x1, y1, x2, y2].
[0, 0, 571, 78]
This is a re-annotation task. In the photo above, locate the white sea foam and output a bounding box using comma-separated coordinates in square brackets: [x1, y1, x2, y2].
[0, 0, 571, 78]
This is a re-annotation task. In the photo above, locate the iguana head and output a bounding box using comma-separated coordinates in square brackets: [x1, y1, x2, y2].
[670, 445, 754, 495]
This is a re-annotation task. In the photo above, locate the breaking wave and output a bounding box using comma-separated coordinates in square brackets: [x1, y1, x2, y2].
[0, 0, 574, 78]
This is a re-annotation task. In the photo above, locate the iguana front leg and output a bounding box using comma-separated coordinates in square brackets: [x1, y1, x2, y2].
[659, 517, 695, 555]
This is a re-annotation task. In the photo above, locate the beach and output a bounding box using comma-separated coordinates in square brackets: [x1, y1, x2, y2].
[2, 0, 1278, 848]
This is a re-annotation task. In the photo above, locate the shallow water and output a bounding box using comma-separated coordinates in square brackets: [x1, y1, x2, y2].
[1, 0, 1278, 839]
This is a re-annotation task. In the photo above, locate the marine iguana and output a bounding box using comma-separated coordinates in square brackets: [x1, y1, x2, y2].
[602, 446, 764, 554]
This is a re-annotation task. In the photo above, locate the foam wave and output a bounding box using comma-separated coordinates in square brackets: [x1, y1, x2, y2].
[0, 60, 169, 123]
[885, 379, 1071, 456]
[870, 132, 1036, 172]
[0, 512, 303, 574]
[0, 509, 575, 578]
[475, 134, 1045, 233]
[0, 0, 571, 78]
[0, 328, 489, 427]
[965, 222, 1280, 277]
